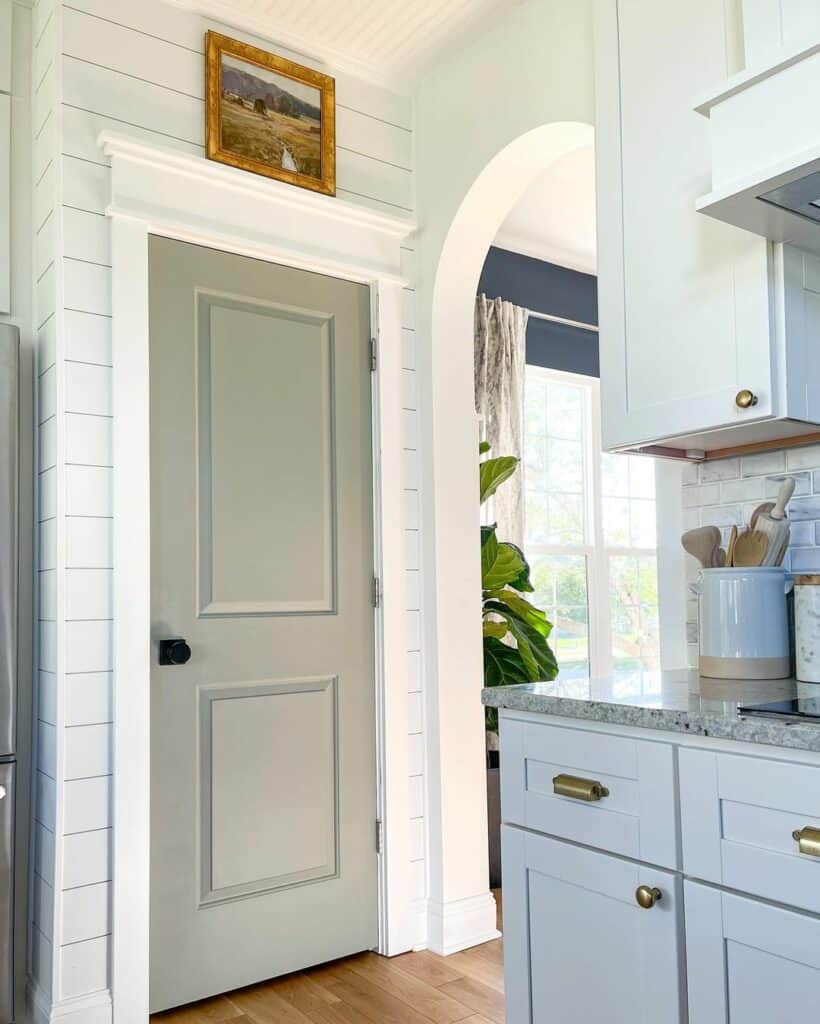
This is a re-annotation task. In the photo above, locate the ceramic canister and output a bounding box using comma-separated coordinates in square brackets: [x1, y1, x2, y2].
[795, 575, 820, 683]
[691, 567, 793, 680]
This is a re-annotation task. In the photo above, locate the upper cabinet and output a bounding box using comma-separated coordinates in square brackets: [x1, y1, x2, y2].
[595, 0, 820, 455]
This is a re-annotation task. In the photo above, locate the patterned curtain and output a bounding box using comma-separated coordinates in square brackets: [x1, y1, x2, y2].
[474, 294, 529, 548]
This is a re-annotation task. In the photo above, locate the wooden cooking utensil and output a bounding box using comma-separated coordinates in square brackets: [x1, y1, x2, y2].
[732, 529, 768, 567]
[750, 501, 775, 530]
[714, 547, 727, 567]
[773, 532, 790, 567]
[681, 526, 721, 568]
[726, 525, 738, 566]
[755, 478, 795, 565]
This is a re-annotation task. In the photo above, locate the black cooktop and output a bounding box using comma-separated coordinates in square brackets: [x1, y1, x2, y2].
[739, 696, 820, 721]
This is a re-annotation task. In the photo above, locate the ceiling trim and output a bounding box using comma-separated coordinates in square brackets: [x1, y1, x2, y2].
[493, 229, 597, 277]
[163, 0, 413, 91]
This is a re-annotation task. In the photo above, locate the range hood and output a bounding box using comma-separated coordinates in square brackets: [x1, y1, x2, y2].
[694, 41, 820, 256]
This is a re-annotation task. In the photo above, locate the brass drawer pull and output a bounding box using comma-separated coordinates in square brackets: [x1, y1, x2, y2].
[793, 826, 820, 857]
[552, 773, 610, 802]
[635, 885, 662, 909]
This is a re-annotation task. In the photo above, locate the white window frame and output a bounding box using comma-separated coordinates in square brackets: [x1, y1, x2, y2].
[524, 364, 661, 679]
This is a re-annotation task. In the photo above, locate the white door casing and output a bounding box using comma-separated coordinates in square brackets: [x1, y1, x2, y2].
[103, 133, 416, 1023]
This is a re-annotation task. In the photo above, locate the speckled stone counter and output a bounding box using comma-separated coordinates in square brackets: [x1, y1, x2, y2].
[482, 670, 820, 753]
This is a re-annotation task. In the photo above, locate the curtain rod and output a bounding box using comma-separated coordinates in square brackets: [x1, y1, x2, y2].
[527, 308, 599, 333]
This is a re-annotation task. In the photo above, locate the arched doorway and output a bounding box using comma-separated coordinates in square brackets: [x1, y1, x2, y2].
[422, 121, 595, 954]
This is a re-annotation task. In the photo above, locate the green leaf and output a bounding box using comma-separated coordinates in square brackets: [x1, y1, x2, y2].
[484, 601, 559, 681]
[478, 440, 491, 455]
[505, 543, 535, 593]
[480, 528, 498, 583]
[485, 589, 552, 638]
[479, 456, 518, 505]
[483, 637, 531, 687]
[482, 619, 508, 640]
[482, 541, 526, 591]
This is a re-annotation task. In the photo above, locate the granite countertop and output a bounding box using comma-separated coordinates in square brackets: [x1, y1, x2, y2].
[482, 670, 820, 753]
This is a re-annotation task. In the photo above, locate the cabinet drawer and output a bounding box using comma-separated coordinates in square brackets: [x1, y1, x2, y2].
[681, 747, 820, 914]
[500, 716, 678, 869]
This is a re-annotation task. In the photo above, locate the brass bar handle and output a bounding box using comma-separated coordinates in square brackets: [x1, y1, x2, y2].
[552, 773, 610, 802]
[792, 826, 820, 857]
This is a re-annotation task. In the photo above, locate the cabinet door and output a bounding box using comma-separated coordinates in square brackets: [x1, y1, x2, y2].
[595, 0, 774, 450]
[502, 825, 685, 1024]
[686, 880, 820, 1022]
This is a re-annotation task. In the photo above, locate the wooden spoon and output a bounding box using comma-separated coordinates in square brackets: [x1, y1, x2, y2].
[726, 525, 738, 566]
[681, 526, 721, 568]
[755, 478, 795, 566]
[732, 529, 768, 567]
[750, 501, 775, 530]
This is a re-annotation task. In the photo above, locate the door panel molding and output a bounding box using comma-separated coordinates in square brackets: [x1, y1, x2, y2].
[195, 289, 337, 617]
[106, 132, 416, 1022]
[198, 677, 339, 907]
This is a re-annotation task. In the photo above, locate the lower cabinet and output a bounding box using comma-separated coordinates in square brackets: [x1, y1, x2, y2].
[685, 880, 820, 1023]
[501, 825, 685, 1023]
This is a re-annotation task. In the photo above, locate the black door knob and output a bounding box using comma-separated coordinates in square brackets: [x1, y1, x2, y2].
[159, 638, 192, 665]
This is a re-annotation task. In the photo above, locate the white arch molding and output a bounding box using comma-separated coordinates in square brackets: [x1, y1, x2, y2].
[423, 122, 595, 955]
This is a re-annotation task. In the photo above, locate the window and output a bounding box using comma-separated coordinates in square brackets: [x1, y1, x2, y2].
[524, 366, 660, 686]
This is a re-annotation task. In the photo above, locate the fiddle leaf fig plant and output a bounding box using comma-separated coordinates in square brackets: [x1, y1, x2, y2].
[481, 444, 558, 731]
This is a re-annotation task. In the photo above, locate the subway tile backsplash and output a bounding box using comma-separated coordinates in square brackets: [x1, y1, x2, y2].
[682, 448, 820, 666]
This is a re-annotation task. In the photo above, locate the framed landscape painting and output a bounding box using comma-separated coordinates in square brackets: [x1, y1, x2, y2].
[205, 31, 336, 196]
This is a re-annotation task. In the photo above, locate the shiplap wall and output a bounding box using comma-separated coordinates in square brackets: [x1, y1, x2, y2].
[29, 0, 424, 1014]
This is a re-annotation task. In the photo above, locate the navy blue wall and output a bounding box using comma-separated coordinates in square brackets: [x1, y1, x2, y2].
[477, 246, 599, 378]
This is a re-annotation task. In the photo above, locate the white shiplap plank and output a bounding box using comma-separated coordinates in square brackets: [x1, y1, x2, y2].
[63, 0, 412, 128]
[66, 465, 112, 516]
[66, 673, 113, 726]
[36, 210, 54, 277]
[403, 488, 419, 530]
[33, 872, 55, 941]
[63, 258, 112, 317]
[63, 569, 109, 642]
[34, 159, 55, 232]
[40, 416, 56, 470]
[65, 413, 113, 467]
[65, 568, 113, 621]
[35, 821, 57, 885]
[62, 155, 109, 216]
[64, 310, 112, 366]
[36, 263, 56, 327]
[407, 651, 422, 693]
[32, 60, 56, 137]
[402, 449, 418, 490]
[63, 829, 112, 889]
[64, 775, 111, 835]
[35, 771, 56, 830]
[61, 882, 111, 944]
[39, 315, 57, 374]
[65, 362, 112, 416]
[405, 570, 420, 612]
[65, 620, 112, 674]
[63, 207, 111, 266]
[58, 934, 109, 1000]
[404, 530, 420, 571]
[40, 518, 57, 570]
[66, 518, 112, 569]
[65, 723, 112, 781]
[39, 671, 57, 725]
[37, 721, 56, 778]
[39, 566, 56, 620]
[39, 466, 56, 520]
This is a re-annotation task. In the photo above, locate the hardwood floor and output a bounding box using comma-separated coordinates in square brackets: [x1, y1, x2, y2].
[151, 892, 504, 1024]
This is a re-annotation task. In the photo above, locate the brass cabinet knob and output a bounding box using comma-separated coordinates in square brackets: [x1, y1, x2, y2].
[735, 389, 758, 410]
[635, 885, 662, 909]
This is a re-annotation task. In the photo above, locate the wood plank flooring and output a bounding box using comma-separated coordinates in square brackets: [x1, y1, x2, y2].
[151, 892, 504, 1024]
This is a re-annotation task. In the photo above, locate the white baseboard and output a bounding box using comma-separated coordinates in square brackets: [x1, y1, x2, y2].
[425, 891, 501, 956]
[27, 981, 112, 1024]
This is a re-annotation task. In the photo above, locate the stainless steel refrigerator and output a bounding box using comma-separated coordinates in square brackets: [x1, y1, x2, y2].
[0, 325, 19, 1024]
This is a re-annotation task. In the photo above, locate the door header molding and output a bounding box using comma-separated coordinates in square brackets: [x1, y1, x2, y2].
[104, 130, 415, 1021]
[99, 131, 415, 286]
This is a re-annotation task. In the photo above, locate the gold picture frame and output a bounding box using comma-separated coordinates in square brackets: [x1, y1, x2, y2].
[205, 31, 336, 196]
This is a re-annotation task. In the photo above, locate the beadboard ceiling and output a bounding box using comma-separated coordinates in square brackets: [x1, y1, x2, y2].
[170, 0, 510, 84]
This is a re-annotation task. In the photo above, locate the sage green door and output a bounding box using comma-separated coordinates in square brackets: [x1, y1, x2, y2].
[148, 236, 378, 1012]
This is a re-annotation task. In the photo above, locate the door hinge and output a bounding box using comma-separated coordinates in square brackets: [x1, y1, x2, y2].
[370, 337, 378, 371]
[372, 576, 381, 608]
[376, 819, 384, 854]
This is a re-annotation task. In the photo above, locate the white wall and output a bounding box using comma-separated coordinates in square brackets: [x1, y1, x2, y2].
[28, 1, 424, 1015]
[414, 0, 596, 952]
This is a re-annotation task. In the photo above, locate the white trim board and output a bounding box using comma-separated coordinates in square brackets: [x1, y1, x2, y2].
[102, 132, 416, 1022]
